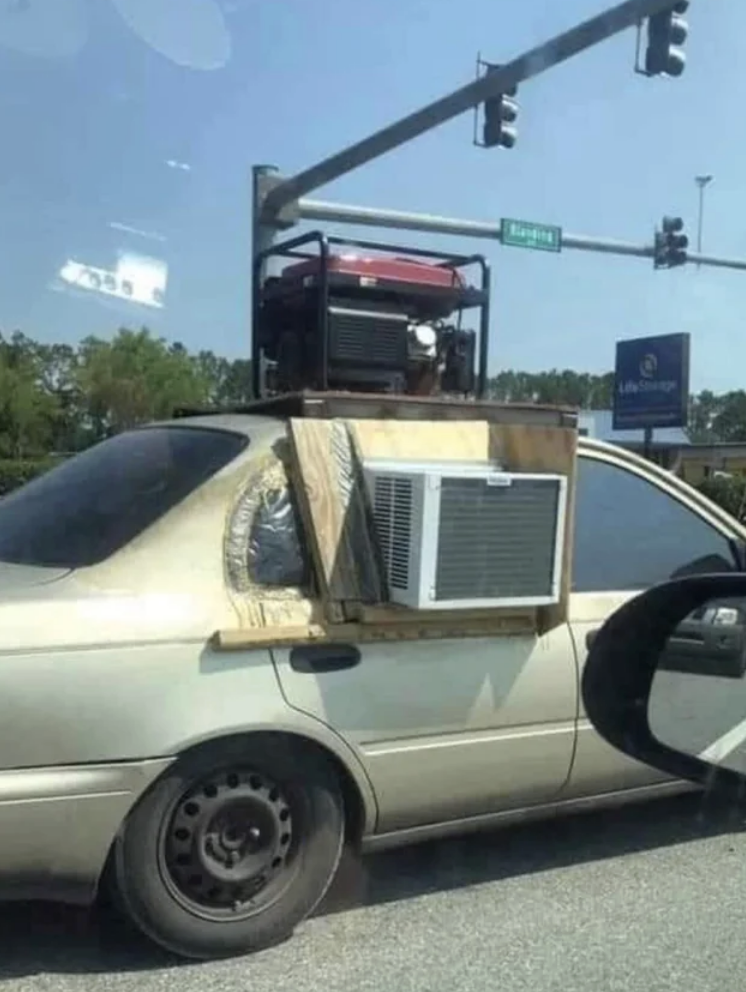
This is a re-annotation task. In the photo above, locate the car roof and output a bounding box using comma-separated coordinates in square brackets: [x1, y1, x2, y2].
[149, 412, 282, 437]
[152, 411, 615, 455]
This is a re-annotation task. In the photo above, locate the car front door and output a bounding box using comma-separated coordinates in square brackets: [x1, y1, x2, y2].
[273, 626, 578, 834]
[565, 446, 742, 798]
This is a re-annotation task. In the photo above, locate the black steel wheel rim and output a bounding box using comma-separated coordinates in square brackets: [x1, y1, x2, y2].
[159, 766, 299, 922]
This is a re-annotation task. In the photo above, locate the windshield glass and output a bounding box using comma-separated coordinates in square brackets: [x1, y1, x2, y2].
[0, 425, 247, 567]
[4, 0, 746, 984]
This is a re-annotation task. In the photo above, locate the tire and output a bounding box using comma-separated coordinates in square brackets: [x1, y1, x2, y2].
[111, 735, 345, 960]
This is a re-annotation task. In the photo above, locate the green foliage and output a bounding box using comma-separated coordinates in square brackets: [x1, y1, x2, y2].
[76, 329, 214, 434]
[1, 329, 746, 501]
[696, 475, 746, 524]
[0, 327, 255, 460]
[0, 332, 60, 459]
[0, 458, 59, 497]
[0, 326, 260, 496]
[687, 389, 746, 444]
[489, 369, 614, 408]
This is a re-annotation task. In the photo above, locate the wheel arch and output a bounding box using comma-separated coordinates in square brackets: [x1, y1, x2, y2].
[172, 730, 373, 846]
[97, 727, 376, 899]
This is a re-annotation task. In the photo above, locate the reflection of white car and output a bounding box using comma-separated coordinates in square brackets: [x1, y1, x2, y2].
[696, 604, 742, 626]
[663, 600, 746, 679]
[57, 253, 167, 308]
[0, 415, 744, 959]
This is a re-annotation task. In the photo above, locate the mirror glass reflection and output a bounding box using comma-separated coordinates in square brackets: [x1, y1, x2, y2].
[648, 596, 746, 772]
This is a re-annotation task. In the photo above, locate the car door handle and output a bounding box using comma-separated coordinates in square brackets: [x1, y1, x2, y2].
[290, 644, 361, 674]
[586, 629, 599, 651]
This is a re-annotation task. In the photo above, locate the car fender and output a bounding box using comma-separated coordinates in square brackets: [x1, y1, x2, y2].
[0, 640, 379, 835]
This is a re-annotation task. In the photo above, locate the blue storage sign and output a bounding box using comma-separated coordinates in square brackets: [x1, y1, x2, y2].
[612, 333, 690, 431]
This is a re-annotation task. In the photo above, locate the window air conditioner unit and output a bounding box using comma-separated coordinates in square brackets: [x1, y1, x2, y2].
[363, 460, 567, 611]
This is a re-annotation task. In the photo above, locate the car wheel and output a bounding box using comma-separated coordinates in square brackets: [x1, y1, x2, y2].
[112, 735, 345, 960]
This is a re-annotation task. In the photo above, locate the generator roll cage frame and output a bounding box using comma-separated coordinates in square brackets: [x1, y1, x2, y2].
[250, 229, 492, 401]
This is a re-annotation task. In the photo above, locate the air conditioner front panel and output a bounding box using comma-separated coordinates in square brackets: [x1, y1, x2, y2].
[434, 477, 560, 602]
[364, 463, 567, 611]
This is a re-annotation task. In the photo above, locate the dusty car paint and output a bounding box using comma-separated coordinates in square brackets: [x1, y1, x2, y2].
[0, 415, 741, 904]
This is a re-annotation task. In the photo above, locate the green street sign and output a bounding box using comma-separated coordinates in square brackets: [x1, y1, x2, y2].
[500, 218, 562, 253]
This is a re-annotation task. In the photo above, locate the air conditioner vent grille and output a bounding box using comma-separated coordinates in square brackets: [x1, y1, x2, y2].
[435, 477, 559, 600]
[373, 475, 414, 590]
[363, 460, 566, 610]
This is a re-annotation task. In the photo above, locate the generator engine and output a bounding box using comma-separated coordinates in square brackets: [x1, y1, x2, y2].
[253, 236, 490, 399]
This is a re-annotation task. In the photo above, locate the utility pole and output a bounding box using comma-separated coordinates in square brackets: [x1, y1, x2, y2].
[695, 174, 714, 268]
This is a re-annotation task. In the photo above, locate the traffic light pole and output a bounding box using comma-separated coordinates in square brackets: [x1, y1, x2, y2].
[299, 196, 746, 273]
[258, 0, 697, 227]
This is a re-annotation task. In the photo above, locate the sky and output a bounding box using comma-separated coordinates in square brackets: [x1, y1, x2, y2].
[0, 0, 744, 392]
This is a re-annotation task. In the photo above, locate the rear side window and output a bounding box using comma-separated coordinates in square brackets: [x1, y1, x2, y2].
[0, 426, 248, 569]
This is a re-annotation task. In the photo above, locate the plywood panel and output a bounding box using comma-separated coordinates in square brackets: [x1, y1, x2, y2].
[289, 414, 576, 632]
[288, 418, 383, 606]
[489, 423, 576, 475]
[260, 598, 324, 628]
[350, 418, 489, 462]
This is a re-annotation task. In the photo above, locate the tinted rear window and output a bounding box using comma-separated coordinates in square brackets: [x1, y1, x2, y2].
[0, 426, 248, 569]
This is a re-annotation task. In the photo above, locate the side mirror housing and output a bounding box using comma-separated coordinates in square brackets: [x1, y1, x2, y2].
[582, 573, 746, 801]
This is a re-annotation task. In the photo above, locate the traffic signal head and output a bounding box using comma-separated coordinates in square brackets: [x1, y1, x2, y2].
[482, 65, 519, 149]
[662, 216, 684, 234]
[654, 216, 689, 269]
[645, 1, 689, 77]
[653, 230, 667, 269]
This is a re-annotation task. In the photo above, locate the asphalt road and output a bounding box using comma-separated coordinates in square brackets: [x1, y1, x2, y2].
[4, 793, 746, 992]
[650, 667, 746, 772]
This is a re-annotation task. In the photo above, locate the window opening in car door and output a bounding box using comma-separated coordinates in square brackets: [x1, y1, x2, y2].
[573, 455, 737, 593]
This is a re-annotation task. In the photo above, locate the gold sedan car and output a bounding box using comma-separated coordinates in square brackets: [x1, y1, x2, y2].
[0, 412, 740, 959]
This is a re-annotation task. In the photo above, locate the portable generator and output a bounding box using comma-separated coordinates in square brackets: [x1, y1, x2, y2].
[252, 231, 490, 399]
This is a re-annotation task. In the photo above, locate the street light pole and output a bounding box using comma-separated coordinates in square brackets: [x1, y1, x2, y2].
[695, 174, 714, 267]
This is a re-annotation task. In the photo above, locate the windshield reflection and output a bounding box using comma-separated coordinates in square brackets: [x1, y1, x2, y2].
[0, 0, 252, 356]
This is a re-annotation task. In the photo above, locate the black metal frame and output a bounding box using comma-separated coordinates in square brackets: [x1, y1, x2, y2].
[251, 230, 491, 400]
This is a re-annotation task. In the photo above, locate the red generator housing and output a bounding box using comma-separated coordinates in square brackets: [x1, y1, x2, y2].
[252, 232, 490, 398]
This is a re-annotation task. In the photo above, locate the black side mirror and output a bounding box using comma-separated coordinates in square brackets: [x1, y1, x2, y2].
[582, 573, 746, 801]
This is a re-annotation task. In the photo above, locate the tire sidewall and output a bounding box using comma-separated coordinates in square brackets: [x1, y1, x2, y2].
[114, 737, 345, 959]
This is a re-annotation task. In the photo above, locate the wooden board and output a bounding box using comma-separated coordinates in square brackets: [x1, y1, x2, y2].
[350, 418, 489, 462]
[348, 602, 537, 632]
[488, 423, 576, 475]
[231, 391, 579, 429]
[213, 611, 537, 652]
[288, 418, 384, 608]
[259, 598, 325, 628]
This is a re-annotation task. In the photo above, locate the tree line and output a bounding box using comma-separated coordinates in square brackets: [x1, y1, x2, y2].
[0, 327, 252, 461]
[1, 327, 745, 491]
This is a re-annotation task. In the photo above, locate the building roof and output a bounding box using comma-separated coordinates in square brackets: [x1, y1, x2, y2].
[578, 409, 690, 448]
